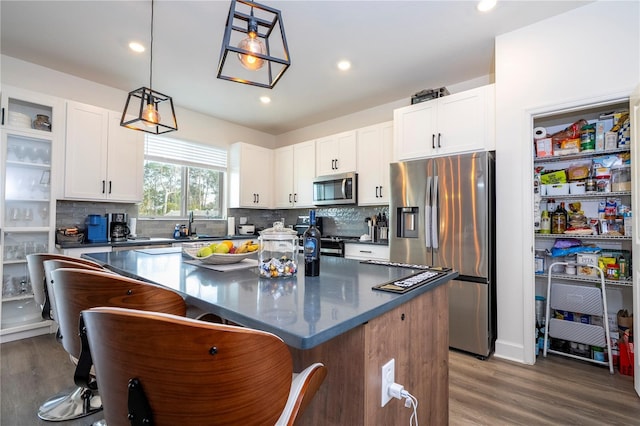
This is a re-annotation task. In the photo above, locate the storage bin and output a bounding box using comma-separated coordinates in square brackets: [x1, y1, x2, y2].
[611, 165, 631, 192]
[569, 181, 586, 194]
[545, 183, 569, 196]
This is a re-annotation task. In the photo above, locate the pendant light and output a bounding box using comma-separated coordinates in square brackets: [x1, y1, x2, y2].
[121, 0, 177, 134]
[217, 0, 291, 89]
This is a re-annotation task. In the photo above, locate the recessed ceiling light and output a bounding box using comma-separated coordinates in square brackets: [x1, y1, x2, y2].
[477, 0, 497, 12]
[337, 60, 351, 71]
[129, 42, 145, 53]
[260, 96, 271, 104]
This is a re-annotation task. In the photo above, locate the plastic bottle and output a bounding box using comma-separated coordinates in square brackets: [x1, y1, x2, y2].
[540, 210, 551, 234]
[173, 224, 180, 239]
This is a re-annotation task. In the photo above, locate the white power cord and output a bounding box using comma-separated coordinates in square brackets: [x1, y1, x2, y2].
[388, 383, 419, 426]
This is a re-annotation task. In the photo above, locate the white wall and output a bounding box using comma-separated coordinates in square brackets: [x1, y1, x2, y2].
[0, 55, 276, 149]
[494, 0, 640, 364]
[274, 75, 492, 146]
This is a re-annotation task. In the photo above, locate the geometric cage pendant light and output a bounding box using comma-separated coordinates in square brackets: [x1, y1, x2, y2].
[121, 0, 178, 134]
[217, 0, 291, 89]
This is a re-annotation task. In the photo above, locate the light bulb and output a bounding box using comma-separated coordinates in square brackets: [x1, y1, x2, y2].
[238, 35, 266, 70]
[237, 19, 266, 71]
[143, 102, 160, 127]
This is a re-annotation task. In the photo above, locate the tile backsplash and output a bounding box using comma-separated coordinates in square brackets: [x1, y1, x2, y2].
[56, 200, 388, 239]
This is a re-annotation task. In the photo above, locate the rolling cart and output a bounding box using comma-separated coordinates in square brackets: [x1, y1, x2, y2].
[543, 261, 614, 374]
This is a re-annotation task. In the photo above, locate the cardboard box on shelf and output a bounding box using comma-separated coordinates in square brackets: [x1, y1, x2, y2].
[536, 138, 553, 158]
[605, 132, 618, 150]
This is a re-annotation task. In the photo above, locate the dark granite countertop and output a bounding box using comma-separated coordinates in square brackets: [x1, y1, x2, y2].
[84, 249, 457, 349]
[56, 235, 257, 249]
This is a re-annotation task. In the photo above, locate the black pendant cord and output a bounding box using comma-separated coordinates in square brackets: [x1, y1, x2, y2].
[149, 0, 154, 91]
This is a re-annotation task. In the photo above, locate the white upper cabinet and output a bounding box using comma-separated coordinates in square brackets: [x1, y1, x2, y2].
[228, 142, 273, 209]
[394, 84, 495, 161]
[357, 121, 393, 205]
[64, 101, 143, 202]
[316, 130, 357, 176]
[274, 140, 315, 209]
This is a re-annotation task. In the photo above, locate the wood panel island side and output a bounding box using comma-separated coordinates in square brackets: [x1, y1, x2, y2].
[84, 249, 455, 425]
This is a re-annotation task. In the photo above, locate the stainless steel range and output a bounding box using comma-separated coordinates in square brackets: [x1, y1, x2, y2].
[294, 216, 345, 257]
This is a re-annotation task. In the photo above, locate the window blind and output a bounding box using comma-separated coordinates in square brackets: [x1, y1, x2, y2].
[145, 135, 227, 171]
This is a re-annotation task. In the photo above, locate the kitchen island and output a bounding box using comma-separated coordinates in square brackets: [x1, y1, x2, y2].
[84, 248, 456, 425]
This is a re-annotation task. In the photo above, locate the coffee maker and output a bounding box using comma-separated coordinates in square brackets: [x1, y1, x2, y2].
[107, 212, 130, 242]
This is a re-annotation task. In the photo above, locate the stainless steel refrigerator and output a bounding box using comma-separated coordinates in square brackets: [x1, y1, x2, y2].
[389, 151, 496, 358]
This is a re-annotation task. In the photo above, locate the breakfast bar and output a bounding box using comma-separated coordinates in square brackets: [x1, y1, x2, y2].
[84, 248, 457, 425]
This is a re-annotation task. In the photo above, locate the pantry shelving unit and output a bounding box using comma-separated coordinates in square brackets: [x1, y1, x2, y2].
[1, 86, 62, 342]
[532, 98, 632, 366]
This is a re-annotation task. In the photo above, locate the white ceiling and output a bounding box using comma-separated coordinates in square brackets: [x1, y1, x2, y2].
[1, 0, 591, 135]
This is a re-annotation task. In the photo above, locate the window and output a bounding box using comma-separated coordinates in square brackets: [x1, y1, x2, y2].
[140, 135, 227, 219]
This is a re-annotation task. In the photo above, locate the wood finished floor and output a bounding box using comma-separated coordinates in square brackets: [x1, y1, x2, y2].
[1, 334, 639, 425]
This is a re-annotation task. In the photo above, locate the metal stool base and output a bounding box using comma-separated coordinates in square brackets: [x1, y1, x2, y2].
[38, 386, 102, 421]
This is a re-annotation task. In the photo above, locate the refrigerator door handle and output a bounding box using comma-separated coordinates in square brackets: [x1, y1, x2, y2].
[425, 176, 432, 248]
[432, 175, 439, 249]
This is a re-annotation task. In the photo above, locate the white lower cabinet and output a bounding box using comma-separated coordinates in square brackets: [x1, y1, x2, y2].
[64, 101, 143, 202]
[344, 243, 389, 261]
[56, 245, 113, 258]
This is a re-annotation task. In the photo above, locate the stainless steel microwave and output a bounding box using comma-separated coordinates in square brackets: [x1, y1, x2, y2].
[313, 172, 357, 205]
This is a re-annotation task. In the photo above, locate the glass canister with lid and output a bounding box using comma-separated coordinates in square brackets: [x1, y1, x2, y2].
[258, 222, 299, 278]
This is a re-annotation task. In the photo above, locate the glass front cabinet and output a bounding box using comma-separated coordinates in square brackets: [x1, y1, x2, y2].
[1, 86, 62, 342]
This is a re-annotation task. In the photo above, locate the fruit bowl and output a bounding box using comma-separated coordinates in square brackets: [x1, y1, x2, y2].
[182, 242, 258, 265]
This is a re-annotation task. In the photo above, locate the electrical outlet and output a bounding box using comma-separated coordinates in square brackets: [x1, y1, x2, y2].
[381, 358, 395, 407]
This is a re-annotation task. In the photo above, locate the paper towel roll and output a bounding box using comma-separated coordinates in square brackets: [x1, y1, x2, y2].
[128, 218, 137, 237]
[228, 217, 236, 236]
[533, 127, 547, 140]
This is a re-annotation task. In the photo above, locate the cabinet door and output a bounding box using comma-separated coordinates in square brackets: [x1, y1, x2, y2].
[229, 143, 272, 208]
[293, 140, 316, 207]
[357, 122, 393, 205]
[64, 101, 108, 199]
[273, 146, 294, 208]
[106, 112, 144, 202]
[393, 99, 437, 161]
[436, 84, 495, 155]
[316, 131, 357, 175]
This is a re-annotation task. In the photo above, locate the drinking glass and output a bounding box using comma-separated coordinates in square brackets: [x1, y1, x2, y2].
[10, 207, 21, 221]
[24, 208, 33, 222]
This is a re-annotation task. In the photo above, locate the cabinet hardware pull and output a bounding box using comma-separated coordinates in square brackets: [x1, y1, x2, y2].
[1, 108, 4, 126]
[289, 194, 292, 203]
[294, 193, 298, 203]
[256, 193, 260, 203]
[432, 134, 435, 149]
[335, 158, 339, 169]
[379, 186, 383, 198]
[360, 250, 372, 253]
[102, 180, 106, 194]
[437, 133, 441, 148]
[109, 181, 112, 194]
